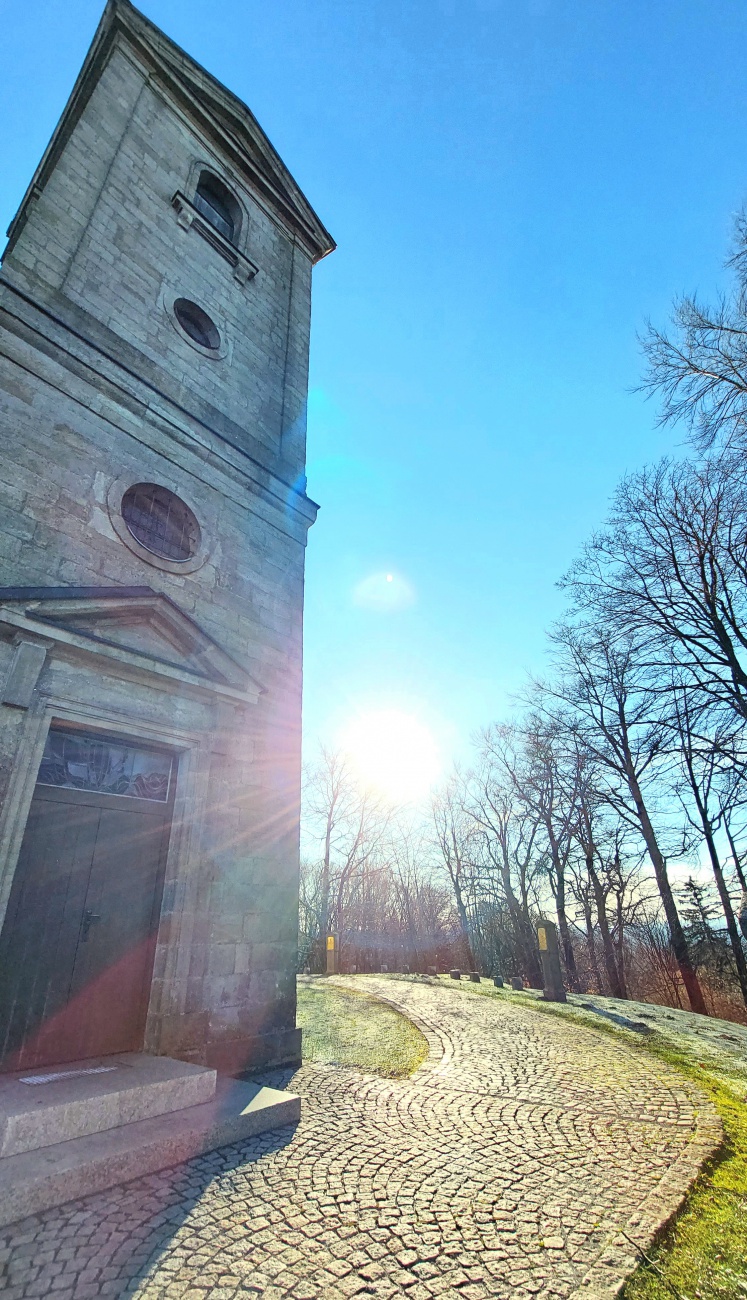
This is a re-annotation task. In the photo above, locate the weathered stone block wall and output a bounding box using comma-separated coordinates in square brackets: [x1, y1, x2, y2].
[0, 4, 327, 1071]
[6, 37, 313, 479]
[0, 318, 308, 1066]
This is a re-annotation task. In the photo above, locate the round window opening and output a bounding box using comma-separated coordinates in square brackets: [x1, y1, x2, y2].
[121, 483, 201, 562]
[173, 298, 221, 351]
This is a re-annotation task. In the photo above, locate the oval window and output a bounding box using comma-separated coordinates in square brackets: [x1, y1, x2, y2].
[121, 483, 201, 562]
[173, 298, 221, 351]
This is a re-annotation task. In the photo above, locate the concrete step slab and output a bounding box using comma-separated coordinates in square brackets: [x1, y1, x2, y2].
[0, 1077, 300, 1227]
[0, 1054, 217, 1157]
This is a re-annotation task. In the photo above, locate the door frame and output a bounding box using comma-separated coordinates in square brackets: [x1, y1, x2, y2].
[0, 694, 212, 1058]
[0, 770, 177, 1071]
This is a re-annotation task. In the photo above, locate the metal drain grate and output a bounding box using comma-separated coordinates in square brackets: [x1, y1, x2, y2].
[19, 1066, 118, 1086]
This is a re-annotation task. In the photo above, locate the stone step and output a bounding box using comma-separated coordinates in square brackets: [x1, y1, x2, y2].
[0, 1054, 217, 1157]
[0, 1077, 300, 1227]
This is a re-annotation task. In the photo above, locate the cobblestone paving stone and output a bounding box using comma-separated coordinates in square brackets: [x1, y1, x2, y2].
[0, 976, 721, 1300]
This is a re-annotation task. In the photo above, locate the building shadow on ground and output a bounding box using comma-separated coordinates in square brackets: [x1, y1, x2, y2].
[1, 1069, 303, 1299]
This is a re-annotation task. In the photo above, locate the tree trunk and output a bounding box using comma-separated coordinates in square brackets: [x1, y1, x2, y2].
[692, 799, 747, 1008]
[724, 820, 747, 890]
[587, 855, 627, 999]
[555, 897, 578, 989]
[583, 898, 604, 993]
[317, 812, 333, 973]
[613, 885, 628, 998]
[724, 821, 747, 942]
[624, 760, 707, 1014]
[546, 831, 578, 989]
[452, 873, 476, 970]
[500, 862, 542, 986]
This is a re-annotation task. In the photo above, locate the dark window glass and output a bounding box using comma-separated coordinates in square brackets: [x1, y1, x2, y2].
[194, 173, 237, 242]
[38, 729, 173, 802]
[121, 482, 201, 562]
[173, 298, 221, 350]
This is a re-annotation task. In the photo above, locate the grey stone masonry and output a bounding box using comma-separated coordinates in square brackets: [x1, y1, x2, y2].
[0, 0, 334, 1074]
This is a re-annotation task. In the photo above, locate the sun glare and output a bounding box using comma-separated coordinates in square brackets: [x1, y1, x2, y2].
[340, 709, 441, 804]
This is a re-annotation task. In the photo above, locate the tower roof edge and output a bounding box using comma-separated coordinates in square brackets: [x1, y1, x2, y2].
[5, 0, 336, 265]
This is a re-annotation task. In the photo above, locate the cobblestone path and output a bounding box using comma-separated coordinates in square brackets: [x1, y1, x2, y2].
[0, 977, 721, 1300]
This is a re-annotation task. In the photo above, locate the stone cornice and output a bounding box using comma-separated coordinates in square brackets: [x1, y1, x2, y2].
[0, 277, 320, 539]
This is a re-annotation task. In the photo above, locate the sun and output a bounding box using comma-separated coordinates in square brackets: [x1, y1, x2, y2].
[339, 709, 441, 804]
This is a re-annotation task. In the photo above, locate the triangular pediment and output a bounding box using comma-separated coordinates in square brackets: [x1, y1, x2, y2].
[6, 0, 335, 265]
[150, 50, 298, 214]
[0, 587, 262, 701]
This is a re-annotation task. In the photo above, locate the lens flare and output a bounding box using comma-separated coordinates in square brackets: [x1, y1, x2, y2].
[352, 570, 414, 612]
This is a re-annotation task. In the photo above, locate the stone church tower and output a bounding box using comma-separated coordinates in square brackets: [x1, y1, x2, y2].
[0, 0, 333, 1074]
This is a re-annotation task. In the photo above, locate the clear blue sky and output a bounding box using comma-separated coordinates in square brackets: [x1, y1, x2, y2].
[3, 0, 747, 777]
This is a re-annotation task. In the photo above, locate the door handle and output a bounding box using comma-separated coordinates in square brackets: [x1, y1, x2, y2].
[81, 909, 101, 942]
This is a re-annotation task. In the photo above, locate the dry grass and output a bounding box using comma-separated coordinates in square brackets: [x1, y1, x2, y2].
[296, 977, 429, 1077]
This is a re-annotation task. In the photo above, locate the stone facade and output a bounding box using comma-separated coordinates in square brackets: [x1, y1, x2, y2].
[0, 0, 333, 1072]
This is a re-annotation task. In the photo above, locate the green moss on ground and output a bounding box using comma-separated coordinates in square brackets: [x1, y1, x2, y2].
[621, 1051, 747, 1300]
[296, 978, 429, 1078]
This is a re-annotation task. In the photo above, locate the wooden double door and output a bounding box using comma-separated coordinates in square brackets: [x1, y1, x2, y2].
[0, 728, 175, 1072]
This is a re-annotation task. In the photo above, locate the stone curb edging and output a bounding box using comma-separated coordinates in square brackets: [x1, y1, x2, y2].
[569, 1108, 723, 1299]
[325, 975, 453, 1078]
[331, 975, 725, 1300]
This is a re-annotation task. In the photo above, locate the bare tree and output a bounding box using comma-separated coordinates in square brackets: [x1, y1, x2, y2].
[627, 910, 687, 1008]
[569, 860, 604, 993]
[723, 801, 747, 945]
[432, 774, 479, 969]
[388, 822, 454, 971]
[491, 714, 580, 987]
[606, 837, 648, 997]
[302, 747, 390, 970]
[668, 687, 747, 1006]
[562, 454, 747, 726]
[640, 209, 747, 453]
[548, 627, 707, 1013]
[572, 753, 628, 999]
[466, 736, 545, 986]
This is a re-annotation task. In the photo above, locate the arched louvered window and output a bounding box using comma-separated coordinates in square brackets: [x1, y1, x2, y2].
[193, 171, 240, 244]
